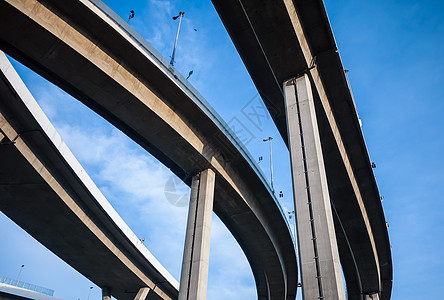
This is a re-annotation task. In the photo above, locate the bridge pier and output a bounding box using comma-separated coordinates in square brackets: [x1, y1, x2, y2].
[178, 169, 216, 300]
[102, 287, 111, 300]
[134, 287, 151, 300]
[365, 293, 380, 300]
[284, 74, 346, 300]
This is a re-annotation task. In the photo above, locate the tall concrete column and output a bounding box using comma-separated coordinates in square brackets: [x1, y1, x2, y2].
[102, 287, 111, 300]
[134, 287, 150, 300]
[178, 169, 216, 300]
[365, 293, 380, 300]
[284, 74, 345, 300]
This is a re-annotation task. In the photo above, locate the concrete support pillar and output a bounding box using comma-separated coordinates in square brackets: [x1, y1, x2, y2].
[134, 287, 151, 300]
[365, 293, 380, 300]
[284, 74, 346, 300]
[102, 287, 111, 300]
[178, 169, 216, 300]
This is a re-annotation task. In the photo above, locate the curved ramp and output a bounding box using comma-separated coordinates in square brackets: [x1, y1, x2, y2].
[0, 51, 178, 300]
[0, 0, 298, 299]
[210, 0, 392, 298]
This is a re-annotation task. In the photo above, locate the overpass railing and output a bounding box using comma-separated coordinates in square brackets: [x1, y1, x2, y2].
[0, 276, 54, 296]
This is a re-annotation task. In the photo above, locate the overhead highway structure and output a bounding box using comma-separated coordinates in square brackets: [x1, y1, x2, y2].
[0, 0, 298, 299]
[210, 0, 392, 299]
[0, 51, 178, 300]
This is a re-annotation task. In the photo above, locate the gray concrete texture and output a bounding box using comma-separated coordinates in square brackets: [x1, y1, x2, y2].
[210, 0, 392, 298]
[284, 75, 345, 300]
[365, 294, 380, 300]
[0, 0, 297, 299]
[102, 287, 111, 300]
[0, 52, 177, 300]
[179, 170, 215, 300]
[134, 288, 151, 300]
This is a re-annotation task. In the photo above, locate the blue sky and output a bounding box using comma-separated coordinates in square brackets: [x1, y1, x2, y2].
[0, 0, 443, 299]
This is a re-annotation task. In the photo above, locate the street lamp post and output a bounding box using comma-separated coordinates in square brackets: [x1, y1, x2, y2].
[16, 265, 24, 282]
[127, 10, 135, 23]
[87, 287, 93, 300]
[170, 11, 184, 66]
[263, 137, 274, 193]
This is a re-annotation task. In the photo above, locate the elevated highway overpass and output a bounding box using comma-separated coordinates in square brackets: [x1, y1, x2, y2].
[0, 51, 178, 300]
[0, 0, 297, 299]
[210, 0, 393, 299]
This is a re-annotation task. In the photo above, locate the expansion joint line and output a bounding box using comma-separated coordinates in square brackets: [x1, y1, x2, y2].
[292, 79, 324, 299]
[186, 173, 201, 300]
[237, 0, 283, 97]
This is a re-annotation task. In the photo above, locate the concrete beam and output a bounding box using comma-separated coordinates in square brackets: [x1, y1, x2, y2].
[179, 169, 215, 300]
[282, 0, 379, 267]
[209, 0, 391, 297]
[0, 1, 298, 298]
[282, 2, 383, 296]
[0, 52, 177, 300]
[134, 287, 151, 300]
[365, 293, 380, 300]
[284, 74, 345, 300]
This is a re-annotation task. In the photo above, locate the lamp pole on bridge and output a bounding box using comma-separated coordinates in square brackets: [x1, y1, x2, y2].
[170, 11, 184, 66]
[16, 264, 24, 282]
[87, 286, 93, 300]
[263, 136, 274, 193]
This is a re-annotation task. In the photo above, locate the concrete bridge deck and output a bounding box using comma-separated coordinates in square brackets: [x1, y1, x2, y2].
[0, 51, 178, 300]
[210, 0, 392, 299]
[0, 0, 297, 299]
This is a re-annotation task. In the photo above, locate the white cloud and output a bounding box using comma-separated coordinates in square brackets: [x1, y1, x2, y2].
[207, 217, 257, 299]
[5, 4, 262, 294]
[33, 84, 256, 297]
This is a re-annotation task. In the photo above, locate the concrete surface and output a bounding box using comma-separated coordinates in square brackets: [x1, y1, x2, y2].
[210, 0, 392, 298]
[134, 288, 151, 300]
[0, 52, 177, 300]
[284, 75, 345, 299]
[0, 0, 297, 299]
[179, 170, 215, 300]
[365, 294, 380, 300]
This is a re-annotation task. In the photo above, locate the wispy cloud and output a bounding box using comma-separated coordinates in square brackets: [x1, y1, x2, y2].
[31, 78, 256, 298]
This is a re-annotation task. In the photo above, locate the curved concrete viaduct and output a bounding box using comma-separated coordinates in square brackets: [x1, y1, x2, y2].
[0, 52, 178, 300]
[0, 0, 297, 299]
[210, 0, 392, 299]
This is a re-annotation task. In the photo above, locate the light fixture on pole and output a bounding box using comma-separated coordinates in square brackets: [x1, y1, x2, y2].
[170, 11, 184, 66]
[263, 136, 274, 193]
[16, 265, 24, 282]
[87, 286, 93, 300]
[127, 10, 135, 23]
